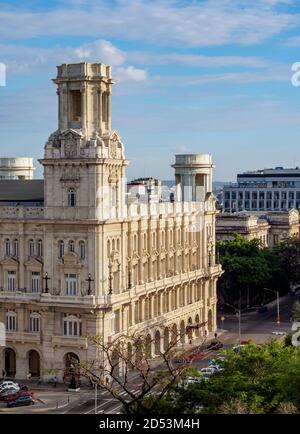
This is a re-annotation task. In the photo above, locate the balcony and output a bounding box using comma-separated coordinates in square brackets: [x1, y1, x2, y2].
[0, 290, 40, 302]
[6, 331, 41, 344]
[52, 335, 88, 349]
[0, 291, 111, 309]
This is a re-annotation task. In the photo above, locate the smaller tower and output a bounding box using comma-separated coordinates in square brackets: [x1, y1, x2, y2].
[0, 157, 35, 180]
[172, 154, 214, 202]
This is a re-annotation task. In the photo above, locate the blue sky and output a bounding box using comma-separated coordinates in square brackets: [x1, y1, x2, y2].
[1, 0, 300, 181]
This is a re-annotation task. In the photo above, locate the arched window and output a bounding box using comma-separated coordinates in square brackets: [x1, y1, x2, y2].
[68, 240, 75, 253]
[79, 241, 85, 260]
[6, 310, 17, 332]
[28, 239, 35, 257]
[12, 239, 18, 257]
[63, 314, 81, 336]
[4, 238, 10, 257]
[68, 188, 76, 207]
[102, 92, 108, 122]
[37, 239, 43, 257]
[29, 312, 40, 333]
[58, 240, 64, 258]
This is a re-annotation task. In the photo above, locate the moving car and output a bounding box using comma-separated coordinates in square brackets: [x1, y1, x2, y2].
[258, 305, 268, 314]
[7, 395, 35, 407]
[207, 340, 223, 350]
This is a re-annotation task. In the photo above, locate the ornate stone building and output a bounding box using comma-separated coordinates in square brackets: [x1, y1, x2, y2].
[0, 63, 221, 381]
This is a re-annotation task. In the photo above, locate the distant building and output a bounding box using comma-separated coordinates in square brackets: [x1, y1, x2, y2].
[0, 157, 35, 180]
[223, 167, 300, 213]
[127, 177, 162, 203]
[216, 209, 300, 247]
[216, 213, 270, 247]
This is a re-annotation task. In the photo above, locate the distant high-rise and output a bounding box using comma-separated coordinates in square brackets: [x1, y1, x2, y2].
[223, 167, 300, 213]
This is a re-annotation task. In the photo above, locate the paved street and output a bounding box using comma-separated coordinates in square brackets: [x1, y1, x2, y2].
[1, 291, 297, 414]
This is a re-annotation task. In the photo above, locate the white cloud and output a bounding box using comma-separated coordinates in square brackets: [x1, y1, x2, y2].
[75, 40, 126, 66]
[0, 0, 297, 47]
[0, 40, 147, 82]
[115, 66, 147, 82]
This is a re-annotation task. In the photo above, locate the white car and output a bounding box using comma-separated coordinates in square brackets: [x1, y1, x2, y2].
[200, 367, 216, 377]
[0, 381, 19, 391]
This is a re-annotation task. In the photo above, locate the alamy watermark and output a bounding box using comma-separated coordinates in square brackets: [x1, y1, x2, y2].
[0, 322, 5, 347]
[291, 62, 300, 87]
[0, 63, 6, 87]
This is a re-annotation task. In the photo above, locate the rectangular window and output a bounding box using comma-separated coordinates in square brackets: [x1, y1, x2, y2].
[7, 271, 16, 291]
[70, 90, 82, 122]
[65, 274, 77, 296]
[30, 316, 40, 333]
[6, 314, 16, 331]
[31, 272, 40, 293]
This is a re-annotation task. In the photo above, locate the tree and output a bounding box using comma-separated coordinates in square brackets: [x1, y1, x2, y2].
[78, 326, 208, 414]
[217, 235, 272, 306]
[155, 340, 300, 414]
[274, 236, 300, 287]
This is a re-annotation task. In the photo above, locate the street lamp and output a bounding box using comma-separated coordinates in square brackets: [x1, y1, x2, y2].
[43, 272, 50, 294]
[86, 273, 94, 296]
[225, 290, 244, 342]
[263, 287, 280, 325]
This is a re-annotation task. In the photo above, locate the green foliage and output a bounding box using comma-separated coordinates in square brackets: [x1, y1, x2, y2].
[291, 300, 300, 321]
[217, 234, 299, 306]
[154, 341, 300, 414]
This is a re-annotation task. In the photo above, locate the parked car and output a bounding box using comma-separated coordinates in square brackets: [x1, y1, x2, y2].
[0, 381, 18, 391]
[200, 367, 216, 378]
[258, 305, 268, 313]
[0, 385, 20, 400]
[7, 395, 35, 407]
[232, 344, 246, 353]
[5, 390, 35, 403]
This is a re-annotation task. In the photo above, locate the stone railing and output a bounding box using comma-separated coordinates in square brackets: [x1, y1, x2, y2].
[0, 206, 44, 219]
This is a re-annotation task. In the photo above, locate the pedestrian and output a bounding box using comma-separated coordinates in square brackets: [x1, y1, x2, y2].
[53, 375, 57, 388]
[37, 376, 41, 385]
[2, 369, 5, 380]
[214, 332, 218, 339]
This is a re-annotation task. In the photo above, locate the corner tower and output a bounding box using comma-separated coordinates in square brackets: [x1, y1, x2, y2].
[172, 154, 214, 202]
[40, 63, 129, 221]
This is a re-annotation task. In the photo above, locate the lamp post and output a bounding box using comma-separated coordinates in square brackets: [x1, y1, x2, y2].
[43, 272, 50, 294]
[108, 265, 113, 295]
[225, 297, 244, 342]
[86, 273, 94, 295]
[94, 381, 97, 414]
[264, 287, 280, 325]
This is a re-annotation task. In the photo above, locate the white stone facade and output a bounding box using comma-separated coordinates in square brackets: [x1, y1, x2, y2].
[0, 158, 35, 180]
[0, 62, 221, 381]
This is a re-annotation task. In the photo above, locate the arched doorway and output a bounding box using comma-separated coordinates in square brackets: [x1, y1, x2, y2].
[180, 320, 185, 344]
[195, 314, 200, 337]
[28, 350, 40, 377]
[63, 352, 80, 384]
[111, 349, 120, 378]
[163, 327, 169, 351]
[207, 309, 213, 333]
[145, 334, 152, 359]
[171, 323, 177, 345]
[187, 317, 193, 341]
[4, 348, 16, 377]
[154, 331, 161, 355]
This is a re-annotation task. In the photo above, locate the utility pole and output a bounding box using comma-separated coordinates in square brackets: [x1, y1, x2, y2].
[264, 288, 280, 325]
